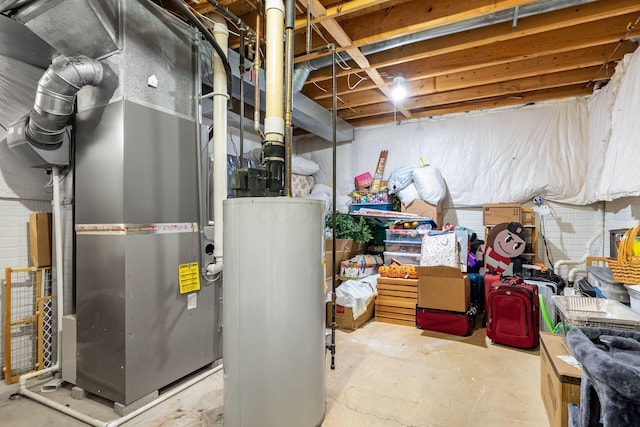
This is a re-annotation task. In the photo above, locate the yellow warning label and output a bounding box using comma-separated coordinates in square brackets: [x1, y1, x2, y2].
[178, 262, 200, 294]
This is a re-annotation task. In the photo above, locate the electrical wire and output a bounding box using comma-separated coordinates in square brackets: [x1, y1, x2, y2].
[312, 81, 327, 92]
[347, 72, 368, 90]
[586, 13, 640, 88]
[540, 214, 555, 268]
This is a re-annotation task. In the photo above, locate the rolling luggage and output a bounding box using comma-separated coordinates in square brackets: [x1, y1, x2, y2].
[486, 277, 539, 349]
[416, 304, 479, 336]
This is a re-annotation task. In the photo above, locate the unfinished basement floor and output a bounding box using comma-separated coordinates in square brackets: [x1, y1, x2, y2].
[0, 322, 548, 426]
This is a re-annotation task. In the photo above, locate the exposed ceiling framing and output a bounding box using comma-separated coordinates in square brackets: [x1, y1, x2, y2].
[175, 0, 640, 129]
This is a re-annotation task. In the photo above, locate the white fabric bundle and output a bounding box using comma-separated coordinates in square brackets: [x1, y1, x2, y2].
[397, 183, 420, 206]
[292, 154, 320, 175]
[412, 166, 446, 205]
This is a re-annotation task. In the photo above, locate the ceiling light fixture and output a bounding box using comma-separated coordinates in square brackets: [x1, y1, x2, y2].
[391, 75, 406, 101]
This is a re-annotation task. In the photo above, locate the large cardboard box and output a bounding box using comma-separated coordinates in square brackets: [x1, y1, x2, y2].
[29, 212, 52, 267]
[325, 239, 367, 278]
[401, 200, 443, 228]
[416, 266, 470, 312]
[327, 298, 374, 331]
[540, 333, 581, 427]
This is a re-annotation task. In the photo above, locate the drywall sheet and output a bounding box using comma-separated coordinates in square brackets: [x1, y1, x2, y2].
[303, 48, 640, 207]
[0, 55, 51, 200]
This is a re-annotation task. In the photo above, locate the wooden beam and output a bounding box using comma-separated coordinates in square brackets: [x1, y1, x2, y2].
[299, 0, 640, 72]
[347, 85, 593, 127]
[307, 12, 640, 84]
[303, 0, 413, 119]
[308, 41, 635, 107]
[294, 0, 408, 30]
[339, 66, 606, 120]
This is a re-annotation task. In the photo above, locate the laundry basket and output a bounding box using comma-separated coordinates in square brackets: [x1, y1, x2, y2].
[551, 296, 640, 334]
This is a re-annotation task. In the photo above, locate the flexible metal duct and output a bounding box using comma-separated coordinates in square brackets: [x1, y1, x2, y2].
[26, 55, 103, 146]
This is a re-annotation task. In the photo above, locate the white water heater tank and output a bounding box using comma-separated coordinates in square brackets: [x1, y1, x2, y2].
[223, 198, 326, 427]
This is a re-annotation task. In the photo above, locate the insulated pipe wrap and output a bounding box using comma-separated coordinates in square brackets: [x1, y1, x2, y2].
[26, 55, 103, 146]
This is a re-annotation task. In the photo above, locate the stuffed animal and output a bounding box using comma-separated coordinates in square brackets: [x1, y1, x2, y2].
[476, 222, 526, 275]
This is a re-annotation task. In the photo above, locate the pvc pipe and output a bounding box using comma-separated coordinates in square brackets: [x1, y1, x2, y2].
[568, 266, 587, 284]
[18, 364, 223, 427]
[51, 167, 64, 365]
[210, 15, 229, 266]
[104, 364, 223, 427]
[553, 203, 605, 274]
[264, 0, 285, 139]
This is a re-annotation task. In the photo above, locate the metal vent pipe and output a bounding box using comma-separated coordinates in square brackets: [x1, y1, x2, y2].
[27, 55, 103, 147]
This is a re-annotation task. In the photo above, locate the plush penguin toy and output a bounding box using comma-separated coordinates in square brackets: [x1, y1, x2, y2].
[476, 222, 526, 275]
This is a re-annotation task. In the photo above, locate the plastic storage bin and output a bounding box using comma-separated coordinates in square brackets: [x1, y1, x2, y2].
[551, 296, 640, 332]
[383, 240, 422, 254]
[383, 251, 421, 266]
[385, 229, 429, 243]
[349, 203, 391, 212]
[625, 285, 640, 314]
[587, 266, 630, 304]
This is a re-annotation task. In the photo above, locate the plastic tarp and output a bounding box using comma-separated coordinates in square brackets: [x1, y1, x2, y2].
[301, 48, 640, 207]
[0, 55, 51, 200]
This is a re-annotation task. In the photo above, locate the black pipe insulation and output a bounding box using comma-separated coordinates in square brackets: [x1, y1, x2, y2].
[206, 0, 255, 35]
[168, 0, 232, 106]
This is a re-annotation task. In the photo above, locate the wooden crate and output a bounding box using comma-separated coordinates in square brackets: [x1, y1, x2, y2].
[375, 277, 417, 327]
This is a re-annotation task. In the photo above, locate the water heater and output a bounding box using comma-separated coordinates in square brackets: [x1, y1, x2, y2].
[223, 198, 325, 426]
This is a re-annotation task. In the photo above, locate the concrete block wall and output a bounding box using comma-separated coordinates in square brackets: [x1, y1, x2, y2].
[444, 197, 640, 282]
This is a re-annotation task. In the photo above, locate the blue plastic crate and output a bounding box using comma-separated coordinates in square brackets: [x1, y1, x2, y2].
[349, 203, 391, 212]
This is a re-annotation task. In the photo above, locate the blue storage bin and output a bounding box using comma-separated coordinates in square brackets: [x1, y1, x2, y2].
[349, 203, 391, 212]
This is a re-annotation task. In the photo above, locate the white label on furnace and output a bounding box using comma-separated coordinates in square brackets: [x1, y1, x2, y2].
[187, 293, 197, 310]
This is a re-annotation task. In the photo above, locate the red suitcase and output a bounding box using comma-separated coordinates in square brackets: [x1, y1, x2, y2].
[483, 273, 501, 307]
[416, 304, 479, 336]
[486, 277, 539, 349]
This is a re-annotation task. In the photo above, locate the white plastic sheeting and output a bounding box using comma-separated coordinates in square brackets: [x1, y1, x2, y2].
[302, 47, 640, 207]
[0, 55, 51, 200]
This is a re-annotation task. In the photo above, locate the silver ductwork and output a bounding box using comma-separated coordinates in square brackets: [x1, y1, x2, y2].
[27, 55, 103, 146]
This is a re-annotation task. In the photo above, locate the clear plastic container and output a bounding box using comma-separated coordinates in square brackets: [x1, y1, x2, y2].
[383, 251, 421, 266]
[625, 285, 640, 314]
[385, 229, 429, 243]
[551, 295, 640, 332]
[587, 266, 630, 304]
[383, 240, 422, 254]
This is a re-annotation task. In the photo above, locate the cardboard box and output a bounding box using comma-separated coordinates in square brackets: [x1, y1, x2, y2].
[540, 333, 581, 427]
[401, 200, 443, 228]
[29, 212, 52, 267]
[482, 203, 534, 226]
[327, 298, 374, 331]
[325, 250, 346, 278]
[416, 266, 470, 312]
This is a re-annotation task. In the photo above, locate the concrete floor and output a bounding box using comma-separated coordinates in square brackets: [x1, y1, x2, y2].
[0, 322, 549, 426]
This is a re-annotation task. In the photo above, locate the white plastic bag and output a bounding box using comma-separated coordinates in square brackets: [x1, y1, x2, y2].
[397, 183, 420, 206]
[412, 166, 446, 204]
[387, 164, 418, 194]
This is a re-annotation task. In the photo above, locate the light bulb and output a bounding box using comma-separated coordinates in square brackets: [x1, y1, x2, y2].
[391, 76, 406, 101]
